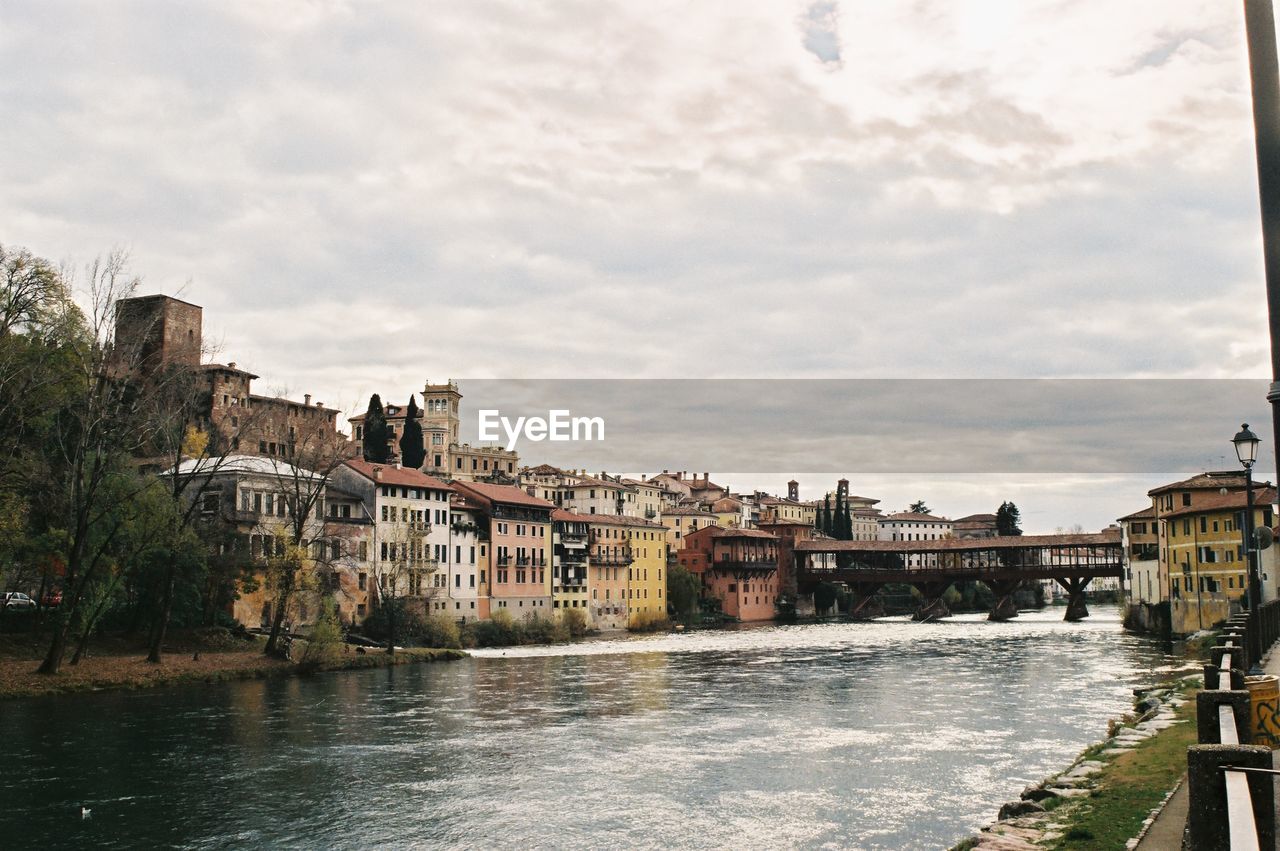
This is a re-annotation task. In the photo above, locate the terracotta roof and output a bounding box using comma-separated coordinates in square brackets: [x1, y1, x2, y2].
[584, 514, 665, 529]
[953, 513, 998, 524]
[552, 508, 594, 522]
[705, 527, 778, 541]
[662, 506, 718, 517]
[1147, 472, 1274, 496]
[796, 529, 1122, 553]
[450, 479, 556, 509]
[342, 459, 450, 490]
[758, 519, 814, 528]
[1117, 506, 1156, 521]
[882, 512, 951, 523]
[1161, 487, 1279, 520]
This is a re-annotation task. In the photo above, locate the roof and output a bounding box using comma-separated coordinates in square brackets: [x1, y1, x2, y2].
[758, 519, 816, 528]
[882, 512, 951, 523]
[1117, 506, 1157, 521]
[523, 464, 566, 476]
[953, 513, 997, 524]
[1161, 488, 1279, 520]
[342, 459, 450, 490]
[198, 363, 259, 379]
[552, 508, 594, 523]
[662, 506, 719, 517]
[451, 480, 556, 509]
[584, 514, 666, 529]
[796, 529, 1122, 553]
[1148, 472, 1274, 496]
[621, 478, 659, 489]
[167, 454, 321, 479]
[707, 527, 778, 541]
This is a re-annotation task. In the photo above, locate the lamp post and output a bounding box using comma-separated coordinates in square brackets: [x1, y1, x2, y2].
[1233, 423, 1263, 612]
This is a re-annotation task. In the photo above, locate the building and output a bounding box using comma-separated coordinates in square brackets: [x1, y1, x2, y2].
[328, 460, 454, 615]
[621, 478, 663, 521]
[348, 380, 520, 482]
[1161, 485, 1277, 634]
[446, 492, 490, 623]
[115, 295, 347, 462]
[451, 480, 555, 620]
[877, 512, 954, 568]
[165, 454, 332, 630]
[321, 484, 374, 624]
[1118, 506, 1161, 606]
[588, 514, 668, 628]
[952, 513, 999, 539]
[678, 526, 780, 622]
[552, 509, 592, 618]
[660, 505, 722, 552]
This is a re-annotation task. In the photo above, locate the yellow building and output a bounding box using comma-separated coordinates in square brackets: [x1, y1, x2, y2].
[589, 515, 668, 628]
[1159, 482, 1276, 634]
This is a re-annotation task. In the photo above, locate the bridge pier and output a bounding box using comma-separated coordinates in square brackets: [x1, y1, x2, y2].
[1055, 577, 1091, 621]
[912, 581, 952, 622]
[987, 580, 1021, 622]
[847, 582, 883, 620]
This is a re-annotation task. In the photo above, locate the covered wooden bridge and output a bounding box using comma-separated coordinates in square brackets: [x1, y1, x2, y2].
[792, 530, 1124, 622]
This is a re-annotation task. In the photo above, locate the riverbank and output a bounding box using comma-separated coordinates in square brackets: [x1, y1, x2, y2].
[953, 674, 1200, 850]
[0, 632, 466, 700]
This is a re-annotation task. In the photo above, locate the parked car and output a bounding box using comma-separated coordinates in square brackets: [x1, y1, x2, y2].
[1, 592, 36, 610]
[40, 590, 62, 607]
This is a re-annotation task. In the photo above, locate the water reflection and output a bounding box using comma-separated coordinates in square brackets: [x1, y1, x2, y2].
[1, 611, 1175, 850]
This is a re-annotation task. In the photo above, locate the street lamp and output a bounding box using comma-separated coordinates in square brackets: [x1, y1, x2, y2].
[1233, 424, 1263, 612]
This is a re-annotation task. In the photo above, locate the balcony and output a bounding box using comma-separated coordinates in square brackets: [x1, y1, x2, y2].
[592, 552, 634, 567]
[712, 557, 776, 574]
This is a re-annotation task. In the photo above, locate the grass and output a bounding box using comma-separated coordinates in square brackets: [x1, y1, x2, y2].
[1042, 682, 1201, 851]
[0, 630, 466, 700]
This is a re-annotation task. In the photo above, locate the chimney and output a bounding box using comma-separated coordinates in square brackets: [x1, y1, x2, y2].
[228, 361, 236, 369]
[304, 394, 311, 406]
[373, 466, 382, 480]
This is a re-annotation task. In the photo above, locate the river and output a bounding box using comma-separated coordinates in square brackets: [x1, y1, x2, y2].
[1, 609, 1179, 850]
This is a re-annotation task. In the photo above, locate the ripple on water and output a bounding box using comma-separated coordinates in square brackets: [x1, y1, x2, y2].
[0, 610, 1173, 850]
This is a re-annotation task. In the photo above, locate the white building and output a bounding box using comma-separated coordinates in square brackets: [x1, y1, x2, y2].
[330, 460, 454, 609]
[878, 511, 954, 568]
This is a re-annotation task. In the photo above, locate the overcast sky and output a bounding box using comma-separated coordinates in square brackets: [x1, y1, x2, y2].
[2, 1, 1276, 531]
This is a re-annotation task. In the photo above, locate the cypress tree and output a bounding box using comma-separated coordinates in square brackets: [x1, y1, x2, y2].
[996, 501, 1023, 536]
[821, 494, 832, 536]
[841, 498, 853, 540]
[399, 395, 425, 468]
[363, 394, 390, 463]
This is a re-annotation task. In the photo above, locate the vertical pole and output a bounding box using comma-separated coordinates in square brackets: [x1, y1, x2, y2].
[1243, 1, 1280, 487]
[1247, 468, 1260, 612]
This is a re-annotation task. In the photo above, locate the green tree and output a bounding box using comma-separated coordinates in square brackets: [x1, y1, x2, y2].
[362, 394, 389, 463]
[398, 395, 425, 468]
[667, 563, 701, 623]
[996, 501, 1023, 536]
[909, 500, 930, 514]
[820, 494, 832, 536]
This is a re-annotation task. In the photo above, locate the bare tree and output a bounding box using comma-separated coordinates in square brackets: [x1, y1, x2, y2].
[37, 252, 189, 675]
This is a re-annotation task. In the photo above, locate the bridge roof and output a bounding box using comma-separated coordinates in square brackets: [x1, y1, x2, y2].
[794, 529, 1120, 554]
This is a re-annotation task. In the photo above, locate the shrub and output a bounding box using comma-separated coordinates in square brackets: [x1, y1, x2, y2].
[628, 611, 670, 632]
[299, 598, 343, 671]
[561, 607, 589, 637]
[523, 614, 569, 644]
[420, 613, 461, 649]
[463, 608, 523, 648]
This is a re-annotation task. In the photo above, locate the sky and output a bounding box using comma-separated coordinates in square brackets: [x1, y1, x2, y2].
[1, 0, 1276, 531]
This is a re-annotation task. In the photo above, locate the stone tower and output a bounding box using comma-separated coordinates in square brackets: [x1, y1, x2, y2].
[787, 479, 799, 501]
[421, 379, 461, 446]
[114, 294, 203, 373]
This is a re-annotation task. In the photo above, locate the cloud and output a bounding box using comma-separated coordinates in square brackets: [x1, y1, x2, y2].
[0, 0, 1272, 527]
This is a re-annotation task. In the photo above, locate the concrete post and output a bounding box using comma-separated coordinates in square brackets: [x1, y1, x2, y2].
[1203, 663, 1246, 691]
[1196, 690, 1253, 744]
[1185, 744, 1274, 850]
[1210, 645, 1245, 674]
